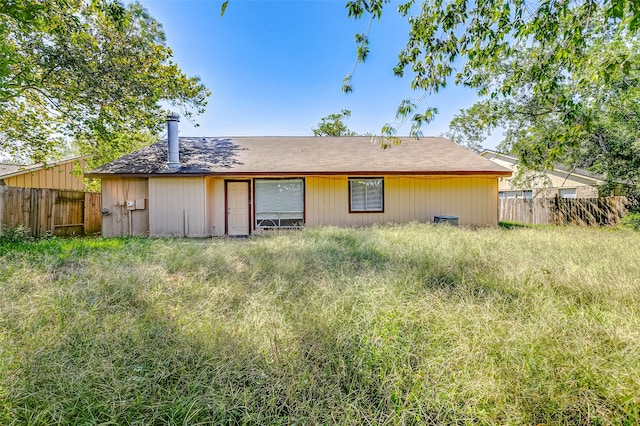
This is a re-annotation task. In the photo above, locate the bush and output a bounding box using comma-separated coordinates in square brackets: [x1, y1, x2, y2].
[620, 212, 640, 230]
[0, 224, 32, 243]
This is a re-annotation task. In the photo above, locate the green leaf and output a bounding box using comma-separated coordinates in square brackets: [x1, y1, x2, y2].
[0, 0, 210, 165]
[396, 99, 416, 120]
[312, 109, 357, 136]
[220, 0, 229, 17]
[342, 74, 353, 93]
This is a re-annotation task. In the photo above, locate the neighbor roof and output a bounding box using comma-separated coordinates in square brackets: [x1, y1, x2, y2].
[480, 150, 605, 183]
[0, 157, 84, 180]
[87, 137, 511, 177]
[0, 164, 22, 177]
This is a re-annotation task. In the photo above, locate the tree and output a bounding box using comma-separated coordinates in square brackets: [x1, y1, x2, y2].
[449, 28, 640, 189]
[343, 1, 640, 119]
[1, 0, 210, 166]
[445, 103, 493, 153]
[312, 109, 358, 136]
[340, 1, 640, 186]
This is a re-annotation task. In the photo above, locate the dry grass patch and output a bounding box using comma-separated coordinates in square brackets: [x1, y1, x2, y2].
[1, 224, 639, 424]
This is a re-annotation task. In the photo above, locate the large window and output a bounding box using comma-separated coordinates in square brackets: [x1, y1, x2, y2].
[254, 178, 304, 228]
[349, 177, 384, 212]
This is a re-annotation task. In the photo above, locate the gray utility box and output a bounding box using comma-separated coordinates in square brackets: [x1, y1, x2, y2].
[434, 215, 459, 226]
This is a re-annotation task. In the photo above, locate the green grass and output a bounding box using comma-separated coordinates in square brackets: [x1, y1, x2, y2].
[1, 224, 639, 424]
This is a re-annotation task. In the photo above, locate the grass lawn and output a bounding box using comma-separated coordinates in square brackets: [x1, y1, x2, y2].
[1, 223, 639, 424]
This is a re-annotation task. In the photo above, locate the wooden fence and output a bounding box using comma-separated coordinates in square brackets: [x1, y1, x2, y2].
[0, 186, 101, 237]
[499, 196, 632, 226]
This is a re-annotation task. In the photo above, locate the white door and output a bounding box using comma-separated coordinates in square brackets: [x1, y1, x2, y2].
[227, 181, 249, 236]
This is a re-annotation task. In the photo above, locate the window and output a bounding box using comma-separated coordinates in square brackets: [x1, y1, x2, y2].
[499, 191, 522, 199]
[254, 178, 304, 228]
[349, 178, 383, 212]
[559, 188, 577, 199]
[523, 190, 533, 199]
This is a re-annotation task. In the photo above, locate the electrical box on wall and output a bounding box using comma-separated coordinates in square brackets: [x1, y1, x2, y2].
[126, 200, 135, 211]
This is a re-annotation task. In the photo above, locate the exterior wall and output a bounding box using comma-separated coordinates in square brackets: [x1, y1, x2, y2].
[205, 177, 217, 236]
[207, 177, 235, 237]
[490, 156, 600, 198]
[101, 178, 149, 237]
[212, 175, 498, 233]
[102, 174, 499, 237]
[576, 186, 599, 198]
[305, 175, 498, 227]
[149, 177, 207, 237]
[3, 160, 86, 190]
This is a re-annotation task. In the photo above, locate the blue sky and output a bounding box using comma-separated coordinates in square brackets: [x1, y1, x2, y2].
[136, 0, 497, 148]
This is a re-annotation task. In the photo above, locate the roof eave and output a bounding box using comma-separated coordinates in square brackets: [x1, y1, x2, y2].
[85, 170, 512, 178]
[0, 156, 86, 179]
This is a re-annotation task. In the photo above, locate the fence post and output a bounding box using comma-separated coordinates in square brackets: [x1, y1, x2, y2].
[29, 188, 40, 237]
[50, 190, 57, 235]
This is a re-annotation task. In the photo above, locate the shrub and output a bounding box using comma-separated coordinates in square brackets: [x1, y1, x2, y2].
[0, 224, 32, 243]
[620, 212, 640, 230]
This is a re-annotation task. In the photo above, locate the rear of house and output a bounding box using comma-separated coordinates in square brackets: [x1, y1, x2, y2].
[87, 124, 510, 237]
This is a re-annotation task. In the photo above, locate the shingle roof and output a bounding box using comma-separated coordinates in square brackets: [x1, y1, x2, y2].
[0, 157, 84, 179]
[87, 136, 511, 177]
[480, 150, 605, 183]
[0, 164, 22, 177]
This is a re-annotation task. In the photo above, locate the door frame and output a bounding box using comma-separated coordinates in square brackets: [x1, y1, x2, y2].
[224, 180, 251, 236]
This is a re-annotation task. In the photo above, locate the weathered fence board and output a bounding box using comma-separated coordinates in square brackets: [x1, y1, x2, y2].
[0, 186, 101, 237]
[84, 192, 102, 235]
[53, 191, 85, 236]
[499, 196, 631, 226]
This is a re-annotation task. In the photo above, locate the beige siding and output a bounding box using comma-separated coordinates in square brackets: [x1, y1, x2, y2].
[4, 160, 86, 190]
[103, 174, 499, 237]
[205, 177, 215, 236]
[204, 177, 228, 236]
[491, 156, 600, 196]
[101, 178, 149, 237]
[499, 174, 599, 192]
[149, 177, 207, 237]
[305, 175, 498, 227]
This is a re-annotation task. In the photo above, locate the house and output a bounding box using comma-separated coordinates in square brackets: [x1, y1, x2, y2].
[480, 150, 605, 199]
[86, 116, 511, 237]
[0, 157, 86, 190]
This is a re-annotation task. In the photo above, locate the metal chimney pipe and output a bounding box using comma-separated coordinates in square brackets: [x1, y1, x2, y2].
[167, 113, 180, 169]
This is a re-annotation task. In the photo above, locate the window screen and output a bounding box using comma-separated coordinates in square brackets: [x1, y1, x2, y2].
[559, 188, 577, 199]
[349, 178, 383, 212]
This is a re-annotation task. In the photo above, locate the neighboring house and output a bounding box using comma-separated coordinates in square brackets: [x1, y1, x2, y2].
[0, 157, 86, 190]
[480, 150, 605, 199]
[86, 117, 511, 237]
